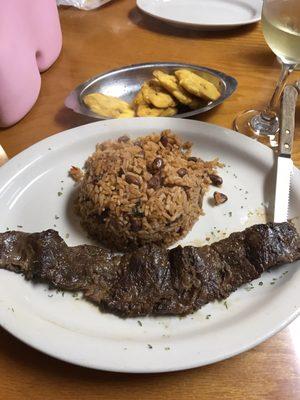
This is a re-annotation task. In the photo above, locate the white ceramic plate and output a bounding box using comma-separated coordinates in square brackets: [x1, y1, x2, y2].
[137, 0, 262, 30]
[0, 118, 299, 373]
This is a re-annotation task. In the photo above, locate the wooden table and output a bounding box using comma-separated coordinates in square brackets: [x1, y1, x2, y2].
[0, 1, 299, 399]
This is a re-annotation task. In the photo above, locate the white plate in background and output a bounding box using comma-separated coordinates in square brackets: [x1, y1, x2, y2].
[0, 117, 299, 373]
[137, 0, 262, 30]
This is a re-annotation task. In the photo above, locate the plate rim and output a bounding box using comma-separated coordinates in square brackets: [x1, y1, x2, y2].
[0, 117, 299, 373]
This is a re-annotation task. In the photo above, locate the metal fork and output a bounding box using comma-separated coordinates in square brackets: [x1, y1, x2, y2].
[0, 145, 8, 167]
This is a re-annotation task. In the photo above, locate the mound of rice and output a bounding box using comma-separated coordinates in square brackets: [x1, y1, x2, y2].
[74, 130, 220, 250]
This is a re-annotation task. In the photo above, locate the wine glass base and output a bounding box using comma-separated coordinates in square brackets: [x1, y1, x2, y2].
[233, 109, 279, 148]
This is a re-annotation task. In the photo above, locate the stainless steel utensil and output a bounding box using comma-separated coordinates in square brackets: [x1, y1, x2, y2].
[274, 84, 298, 223]
[65, 62, 237, 120]
[0, 145, 8, 167]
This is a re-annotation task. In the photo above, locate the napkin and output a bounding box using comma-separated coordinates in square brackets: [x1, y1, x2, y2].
[57, 0, 113, 9]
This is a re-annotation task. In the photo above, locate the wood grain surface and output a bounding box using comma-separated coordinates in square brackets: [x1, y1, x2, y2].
[0, 1, 299, 399]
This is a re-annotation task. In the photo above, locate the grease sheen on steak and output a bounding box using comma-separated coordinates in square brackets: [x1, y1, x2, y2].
[0, 222, 299, 317]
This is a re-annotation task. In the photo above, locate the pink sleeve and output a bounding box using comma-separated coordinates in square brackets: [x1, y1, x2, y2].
[0, 0, 62, 128]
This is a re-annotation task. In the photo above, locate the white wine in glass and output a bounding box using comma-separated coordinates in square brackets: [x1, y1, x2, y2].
[263, 1, 300, 63]
[234, 0, 300, 147]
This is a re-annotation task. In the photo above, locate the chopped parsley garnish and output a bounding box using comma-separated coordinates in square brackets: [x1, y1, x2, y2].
[245, 284, 254, 291]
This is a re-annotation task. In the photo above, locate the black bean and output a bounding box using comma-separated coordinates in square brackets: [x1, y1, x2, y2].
[177, 226, 184, 234]
[151, 158, 164, 173]
[209, 174, 223, 187]
[118, 167, 125, 177]
[125, 174, 140, 186]
[177, 168, 187, 177]
[148, 174, 161, 189]
[187, 157, 198, 162]
[129, 217, 142, 232]
[118, 135, 130, 143]
[213, 191, 228, 205]
[160, 135, 169, 147]
[97, 208, 109, 224]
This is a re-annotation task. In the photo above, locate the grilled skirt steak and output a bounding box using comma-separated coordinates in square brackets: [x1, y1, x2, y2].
[0, 222, 299, 317]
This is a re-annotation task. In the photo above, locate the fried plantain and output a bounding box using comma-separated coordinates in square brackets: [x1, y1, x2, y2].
[153, 70, 202, 109]
[83, 93, 135, 119]
[141, 82, 177, 109]
[136, 103, 177, 117]
[133, 89, 144, 108]
[174, 69, 221, 101]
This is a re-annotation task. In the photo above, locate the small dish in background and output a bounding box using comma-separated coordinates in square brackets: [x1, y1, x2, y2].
[65, 62, 237, 120]
[137, 0, 262, 30]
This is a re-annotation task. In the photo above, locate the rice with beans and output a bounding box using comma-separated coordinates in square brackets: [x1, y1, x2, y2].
[73, 130, 220, 250]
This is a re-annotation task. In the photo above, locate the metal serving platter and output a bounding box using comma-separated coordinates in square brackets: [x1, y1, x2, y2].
[65, 62, 237, 119]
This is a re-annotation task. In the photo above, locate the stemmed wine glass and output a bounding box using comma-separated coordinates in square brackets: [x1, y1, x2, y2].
[234, 0, 300, 147]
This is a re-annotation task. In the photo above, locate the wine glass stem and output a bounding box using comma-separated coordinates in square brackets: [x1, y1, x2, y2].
[262, 62, 296, 120]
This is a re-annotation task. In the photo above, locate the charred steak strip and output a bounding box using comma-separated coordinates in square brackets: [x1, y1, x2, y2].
[0, 223, 299, 317]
